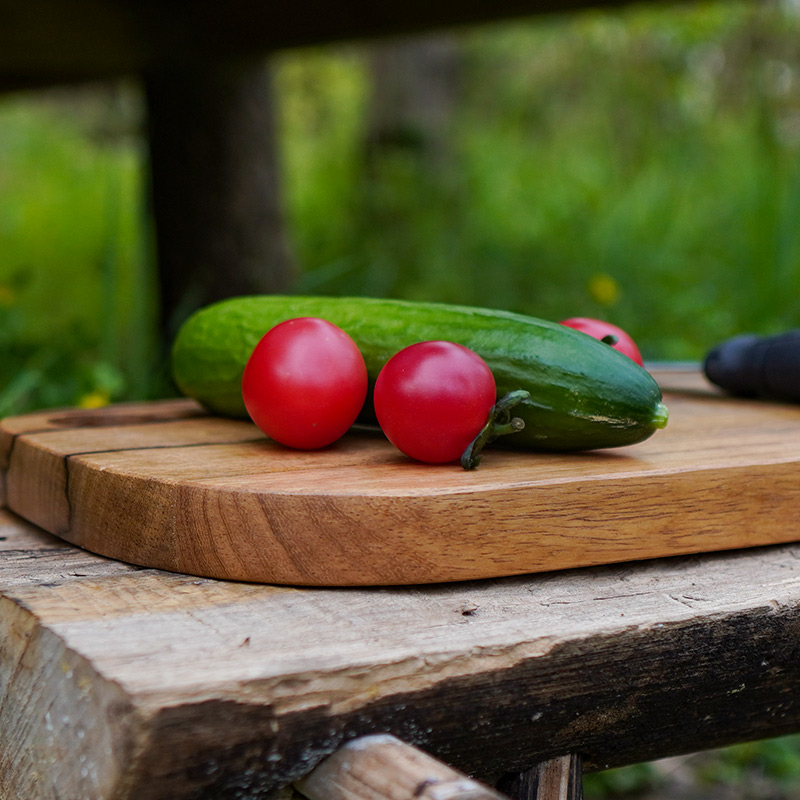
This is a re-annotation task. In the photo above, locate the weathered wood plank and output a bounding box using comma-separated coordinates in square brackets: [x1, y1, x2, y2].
[295, 734, 509, 800]
[3, 507, 800, 798]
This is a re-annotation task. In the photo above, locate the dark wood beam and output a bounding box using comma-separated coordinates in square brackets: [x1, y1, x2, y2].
[1, 0, 684, 92]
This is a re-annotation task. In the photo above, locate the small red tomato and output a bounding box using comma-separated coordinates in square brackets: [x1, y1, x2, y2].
[559, 317, 644, 365]
[374, 341, 496, 464]
[242, 317, 367, 450]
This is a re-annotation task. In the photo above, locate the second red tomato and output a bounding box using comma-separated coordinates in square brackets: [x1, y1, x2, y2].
[374, 341, 497, 464]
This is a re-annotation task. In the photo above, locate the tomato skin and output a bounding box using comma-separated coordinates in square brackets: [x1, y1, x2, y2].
[559, 317, 644, 366]
[374, 341, 497, 464]
[242, 317, 367, 450]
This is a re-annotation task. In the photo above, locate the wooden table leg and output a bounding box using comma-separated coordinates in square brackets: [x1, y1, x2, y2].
[497, 755, 583, 800]
[294, 734, 509, 800]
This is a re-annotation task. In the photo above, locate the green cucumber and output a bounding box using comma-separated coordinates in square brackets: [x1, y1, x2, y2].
[171, 295, 668, 451]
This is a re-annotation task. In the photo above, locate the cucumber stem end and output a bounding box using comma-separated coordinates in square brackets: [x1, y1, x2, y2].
[652, 402, 669, 430]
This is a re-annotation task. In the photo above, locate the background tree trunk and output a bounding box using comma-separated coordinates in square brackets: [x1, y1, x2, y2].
[144, 59, 295, 344]
[366, 34, 462, 163]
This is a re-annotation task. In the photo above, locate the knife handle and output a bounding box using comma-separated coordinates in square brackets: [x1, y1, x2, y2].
[703, 330, 800, 402]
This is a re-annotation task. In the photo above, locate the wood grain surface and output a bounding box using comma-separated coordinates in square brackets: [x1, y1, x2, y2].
[2, 369, 800, 585]
[295, 734, 509, 800]
[498, 755, 584, 800]
[3, 507, 800, 799]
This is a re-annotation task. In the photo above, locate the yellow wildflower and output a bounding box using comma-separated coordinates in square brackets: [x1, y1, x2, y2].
[588, 273, 621, 307]
[0, 284, 15, 307]
[78, 390, 111, 409]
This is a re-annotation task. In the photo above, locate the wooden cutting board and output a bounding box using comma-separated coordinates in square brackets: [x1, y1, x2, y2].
[2, 368, 799, 586]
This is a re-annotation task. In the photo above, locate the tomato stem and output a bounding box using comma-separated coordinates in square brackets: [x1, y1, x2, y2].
[461, 390, 530, 470]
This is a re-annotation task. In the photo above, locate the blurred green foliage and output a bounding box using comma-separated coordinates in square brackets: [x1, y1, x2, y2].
[3, 0, 800, 415]
[585, 761, 664, 798]
[278, 0, 800, 362]
[584, 733, 800, 798]
[0, 88, 157, 414]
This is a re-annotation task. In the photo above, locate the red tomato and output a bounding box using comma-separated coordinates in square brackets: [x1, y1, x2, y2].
[559, 317, 644, 365]
[242, 317, 367, 450]
[374, 341, 496, 464]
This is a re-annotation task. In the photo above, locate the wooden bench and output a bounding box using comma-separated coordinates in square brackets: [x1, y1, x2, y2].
[3, 367, 800, 798]
[4, 504, 800, 798]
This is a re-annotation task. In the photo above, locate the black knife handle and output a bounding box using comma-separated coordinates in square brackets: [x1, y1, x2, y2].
[703, 330, 800, 402]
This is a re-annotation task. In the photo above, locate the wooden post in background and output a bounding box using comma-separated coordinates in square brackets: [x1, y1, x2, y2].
[498, 756, 584, 800]
[144, 59, 295, 344]
[365, 33, 461, 162]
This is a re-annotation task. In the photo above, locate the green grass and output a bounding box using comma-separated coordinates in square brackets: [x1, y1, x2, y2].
[0, 87, 158, 414]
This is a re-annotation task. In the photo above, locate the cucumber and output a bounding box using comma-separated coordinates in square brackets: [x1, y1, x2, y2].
[171, 295, 668, 451]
